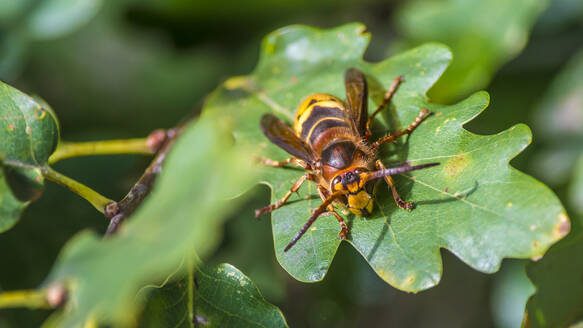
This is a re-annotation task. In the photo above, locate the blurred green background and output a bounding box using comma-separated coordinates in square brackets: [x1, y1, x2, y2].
[0, 0, 582, 326]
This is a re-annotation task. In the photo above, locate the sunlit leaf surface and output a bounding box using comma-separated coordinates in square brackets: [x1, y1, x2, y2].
[203, 23, 567, 292]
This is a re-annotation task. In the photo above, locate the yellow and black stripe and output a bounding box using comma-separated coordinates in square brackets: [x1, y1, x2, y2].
[294, 96, 349, 145]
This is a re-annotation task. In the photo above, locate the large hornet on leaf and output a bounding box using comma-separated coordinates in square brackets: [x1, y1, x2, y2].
[256, 68, 439, 252]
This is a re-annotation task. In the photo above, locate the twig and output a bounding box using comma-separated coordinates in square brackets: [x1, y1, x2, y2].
[104, 126, 184, 235]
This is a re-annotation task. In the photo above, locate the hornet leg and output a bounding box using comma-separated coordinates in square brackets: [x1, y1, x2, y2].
[284, 190, 347, 252]
[375, 160, 413, 210]
[365, 76, 403, 141]
[255, 174, 309, 217]
[318, 185, 348, 240]
[372, 109, 431, 150]
[255, 156, 307, 169]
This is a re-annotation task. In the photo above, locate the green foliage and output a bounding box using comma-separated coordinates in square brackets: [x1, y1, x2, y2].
[25, 0, 103, 40]
[0, 0, 102, 78]
[525, 228, 583, 328]
[524, 49, 583, 327]
[209, 187, 287, 302]
[138, 261, 194, 328]
[39, 117, 256, 326]
[194, 263, 289, 328]
[0, 82, 59, 232]
[490, 261, 535, 328]
[0, 0, 579, 323]
[531, 49, 583, 186]
[393, 0, 548, 103]
[140, 262, 288, 328]
[203, 23, 568, 292]
[571, 156, 583, 214]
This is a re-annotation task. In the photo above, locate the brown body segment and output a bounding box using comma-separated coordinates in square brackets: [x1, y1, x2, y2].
[256, 68, 438, 252]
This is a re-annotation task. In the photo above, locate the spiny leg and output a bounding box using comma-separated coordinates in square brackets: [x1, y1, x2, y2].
[375, 160, 413, 210]
[317, 186, 348, 240]
[255, 156, 307, 169]
[255, 174, 308, 217]
[365, 76, 404, 141]
[284, 190, 347, 252]
[371, 109, 431, 150]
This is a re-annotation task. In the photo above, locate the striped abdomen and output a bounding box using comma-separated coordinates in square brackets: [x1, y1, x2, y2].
[294, 95, 352, 149]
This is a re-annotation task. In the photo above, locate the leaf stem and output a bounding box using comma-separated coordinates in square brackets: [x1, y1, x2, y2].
[48, 138, 154, 164]
[42, 166, 114, 214]
[0, 289, 50, 309]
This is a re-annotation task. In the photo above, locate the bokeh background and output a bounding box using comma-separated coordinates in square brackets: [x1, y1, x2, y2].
[1, 0, 582, 326]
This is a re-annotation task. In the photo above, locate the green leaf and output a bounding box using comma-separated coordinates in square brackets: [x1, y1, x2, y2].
[0, 81, 59, 232]
[210, 187, 287, 302]
[40, 117, 256, 327]
[139, 262, 288, 328]
[138, 260, 194, 328]
[393, 0, 548, 103]
[202, 23, 568, 292]
[194, 263, 288, 328]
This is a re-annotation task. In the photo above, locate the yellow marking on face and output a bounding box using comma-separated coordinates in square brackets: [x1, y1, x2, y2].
[346, 182, 359, 193]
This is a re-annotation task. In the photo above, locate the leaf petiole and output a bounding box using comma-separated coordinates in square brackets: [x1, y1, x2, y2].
[48, 138, 155, 164]
[0, 289, 50, 309]
[41, 166, 115, 214]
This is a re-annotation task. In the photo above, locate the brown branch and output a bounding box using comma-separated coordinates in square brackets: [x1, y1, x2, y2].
[104, 126, 184, 236]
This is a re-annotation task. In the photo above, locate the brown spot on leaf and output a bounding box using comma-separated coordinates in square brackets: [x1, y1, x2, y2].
[553, 212, 570, 239]
[25, 126, 31, 135]
[7, 123, 14, 131]
[445, 154, 468, 178]
[290, 76, 297, 84]
[533, 240, 539, 248]
[405, 275, 415, 285]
